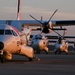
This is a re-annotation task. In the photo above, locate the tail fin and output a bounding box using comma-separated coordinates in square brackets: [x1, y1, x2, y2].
[17, 0, 21, 20]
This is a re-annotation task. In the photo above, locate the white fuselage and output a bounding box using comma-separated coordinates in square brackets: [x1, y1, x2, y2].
[0, 24, 34, 60]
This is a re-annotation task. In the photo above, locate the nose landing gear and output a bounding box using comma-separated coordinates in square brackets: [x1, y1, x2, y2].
[0, 50, 4, 63]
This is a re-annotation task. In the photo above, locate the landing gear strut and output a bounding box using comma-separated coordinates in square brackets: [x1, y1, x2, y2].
[0, 50, 4, 63]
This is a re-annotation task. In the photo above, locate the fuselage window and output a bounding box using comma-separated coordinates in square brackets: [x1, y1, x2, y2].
[5, 30, 12, 35]
[11, 30, 18, 36]
[0, 30, 4, 35]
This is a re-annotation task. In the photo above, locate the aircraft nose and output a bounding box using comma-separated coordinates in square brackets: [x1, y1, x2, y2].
[0, 42, 4, 50]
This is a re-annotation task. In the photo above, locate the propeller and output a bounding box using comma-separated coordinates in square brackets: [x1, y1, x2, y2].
[29, 9, 67, 41]
[29, 9, 58, 33]
[29, 9, 65, 39]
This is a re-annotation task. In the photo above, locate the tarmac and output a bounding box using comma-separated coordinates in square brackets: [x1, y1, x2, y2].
[0, 51, 75, 75]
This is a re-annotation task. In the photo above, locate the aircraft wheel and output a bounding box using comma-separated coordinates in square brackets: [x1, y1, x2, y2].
[37, 50, 40, 54]
[66, 52, 68, 55]
[58, 51, 61, 54]
[46, 52, 48, 54]
[55, 50, 58, 54]
[0, 50, 4, 63]
[29, 58, 33, 61]
[0, 55, 4, 63]
[45, 51, 48, 54]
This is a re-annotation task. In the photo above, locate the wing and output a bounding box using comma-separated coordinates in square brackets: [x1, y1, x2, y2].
[0, 20, 75, 31]
[46, 35, 75, 44]
[52, 20, 75, 26]
[46, 35, 75, 39]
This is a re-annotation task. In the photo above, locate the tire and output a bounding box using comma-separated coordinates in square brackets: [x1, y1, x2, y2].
[55, 50, 58, 54]
[58, 51, 61, 54]
[45, 51, 48, 54]
[37, 50, 40, 54]
[66, 52, 68, 55]
[0, 55, 4, 63]
[29, 58, 33, 61]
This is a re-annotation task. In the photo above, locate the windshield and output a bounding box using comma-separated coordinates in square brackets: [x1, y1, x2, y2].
[0, 29, 12, 35]
[5, 30, 12, 35]
[0, 30, 4, 35]
[0, 29, 18, 36]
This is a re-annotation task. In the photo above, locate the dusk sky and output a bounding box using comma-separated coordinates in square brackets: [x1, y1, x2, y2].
[0, 0, 75, 20]
[0, 0, 75, 36]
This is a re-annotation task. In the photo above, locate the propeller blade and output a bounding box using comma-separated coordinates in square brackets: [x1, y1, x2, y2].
[48, 9, 58, 23]
[29, 14, 43, 25]
[49, 27, 62, 37]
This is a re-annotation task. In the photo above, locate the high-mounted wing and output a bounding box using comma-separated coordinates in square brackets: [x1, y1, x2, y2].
[0, 20, 75, 33]
[51, 20, 75, 26]
[46, 35, 75, 44]
[46, 35, 75, 39]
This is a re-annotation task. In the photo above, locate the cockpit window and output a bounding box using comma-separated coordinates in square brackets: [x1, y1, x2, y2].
[11, 30, 18, 36]
[0, 30, 4, 35]
[0, 29, 18, 36]
[5, 30, 12, 35]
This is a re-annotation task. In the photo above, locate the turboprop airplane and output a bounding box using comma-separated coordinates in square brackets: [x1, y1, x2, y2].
[0, 24, 34, 63]
[0, 0, 75, 58]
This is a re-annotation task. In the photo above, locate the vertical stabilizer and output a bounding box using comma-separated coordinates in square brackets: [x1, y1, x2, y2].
[17, 0, 21, 20]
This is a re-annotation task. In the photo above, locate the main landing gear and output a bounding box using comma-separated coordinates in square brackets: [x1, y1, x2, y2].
[0, 50, 4, 63]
